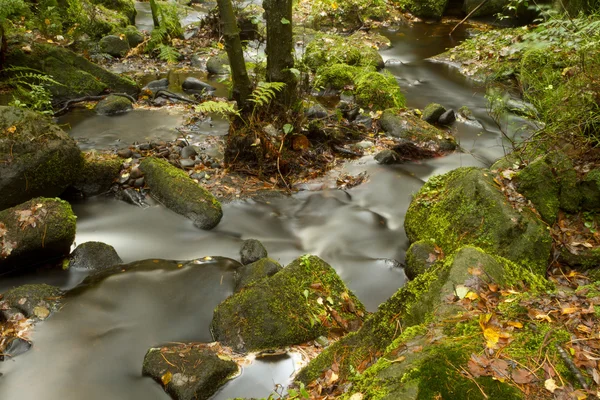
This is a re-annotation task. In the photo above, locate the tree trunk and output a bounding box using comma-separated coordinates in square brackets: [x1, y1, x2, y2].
[217, 0, 253, 110]
[149, 0, 160, 28]
[263, 0, 297, 106]
[0, 24, 6, 71]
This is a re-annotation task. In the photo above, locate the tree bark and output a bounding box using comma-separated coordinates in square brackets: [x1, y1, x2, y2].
[149, 0, 160, 28]
[263, 0, 297, 106]
[0, 24, 6, 71]
[217, 0, 253, 111]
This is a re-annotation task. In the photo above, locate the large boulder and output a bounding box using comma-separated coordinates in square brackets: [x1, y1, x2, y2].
[68, 152, 122, 198]
[0, 198, 77, 274]
[405, 167, 552, 275]
[206, 53, 230, 75]
[99, 35, 130, 57]
[6, 43, 139, 103]
[211, 255, 366, 353]
[142, 343, 238, 400]
[94, 94, 134, 115]
[139, 157, 223, 229]
[298, 246, 550, 386]
[379, 109, 457, 151]
[0, 107, 83, 210]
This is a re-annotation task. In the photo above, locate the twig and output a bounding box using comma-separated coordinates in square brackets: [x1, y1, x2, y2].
[276, 135, 291, 193]
[450, 0, 491, 36]
[554, 343, 588, 389]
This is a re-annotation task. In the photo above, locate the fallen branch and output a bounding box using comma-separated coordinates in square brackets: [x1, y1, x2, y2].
[449, 0, 491, 36]
[53, 93, 137, 116]
[154, 89, 198, 104]
[554, 343, 589, 390]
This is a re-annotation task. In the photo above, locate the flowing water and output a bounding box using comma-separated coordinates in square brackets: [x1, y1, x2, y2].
[0, 18, 531, 400]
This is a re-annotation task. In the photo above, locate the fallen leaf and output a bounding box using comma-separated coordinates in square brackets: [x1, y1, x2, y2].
[33, 306, 49, 319]
[545, 378, 558, 393]
[161, 371, 172, 386]
[507, 321, 523, 329]
[512, 368, 535, 384]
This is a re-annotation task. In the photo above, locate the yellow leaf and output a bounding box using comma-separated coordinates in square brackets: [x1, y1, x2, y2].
[6, 125, 16, 134]
[465, 292, 479, 300]
[161, 371, 172, 386]
[455, 285, 469, 299]
[331, 1, 338, 9]
[561, 307, 578, 315]
[47, 39, 54, 43]
[507, 321, 523, 329]
[479, 313, 492, 330]
[534, 313, 552, 323]
[45, 18, 50, 25]
[484, 326, 500, 349]
[217, 42, 224, 49]
[468, 267, 482, 276]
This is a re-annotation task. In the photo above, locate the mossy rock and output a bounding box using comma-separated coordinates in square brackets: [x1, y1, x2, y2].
[379, 109, 457, 151]
[234, 257, 282, 292]
[122, 25, 144, 48]
[314, 63, 361, 90]
[140, 157, 222, 230]
[68, 241, 123, 271]
[580, 169, 600, 212]
[6, 42, 139, 103]
[404, 167, 552, 275]
[298, 246, 550, 386]
[421, 102, 446, 124]
[0, 106, 83, 210]
[398, 0, 448, 19]
[308, 0, 389, 30]
[0, 283, 63, 321]
[142, 343, 238, 400]
[69, 151, 122, 197]
[211, 255, 366, 353]
[355, 71, 405, 111]
[0, 197, 76, 274]
[304, 34, 384, 71]
[206, 52, 230, 75]
[90, 0, 136, 24]
[240, 238, 268, 265]
[463, 0, 511, 17]
[99, 35, 130, 57]
[404, 239, 440, 280]
[94, 94, 134, 115]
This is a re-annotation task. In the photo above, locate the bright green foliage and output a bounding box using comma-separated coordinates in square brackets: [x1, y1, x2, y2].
[248, 81, 286, 107]
[354, 71, 405, 110]
[304, 33, 383, 71]
[147, 1, 182, 52]
[155, 44, 180, 64]
[314, 64, 361, 90]
[195, 101, 240, 118]
[3, 67, 60, 114]
[307, 0, 389, 30]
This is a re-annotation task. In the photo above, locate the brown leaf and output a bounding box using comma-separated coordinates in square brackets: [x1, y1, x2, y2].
[511, 368, 535, 384]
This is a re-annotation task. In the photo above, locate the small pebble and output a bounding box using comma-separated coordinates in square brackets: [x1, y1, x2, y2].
[180, 159, 196, 168]
[117, 148, 133, 158]
[138, 143, 151, 151]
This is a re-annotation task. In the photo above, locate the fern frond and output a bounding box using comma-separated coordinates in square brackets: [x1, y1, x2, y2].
[195, 101, 240, 118]
[3, 67, 62, 87]
[248, 81, 286, 107]
[156, 44, 180, 64]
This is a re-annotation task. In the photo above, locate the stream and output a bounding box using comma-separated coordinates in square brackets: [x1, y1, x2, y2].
[0, 11, 531, 400]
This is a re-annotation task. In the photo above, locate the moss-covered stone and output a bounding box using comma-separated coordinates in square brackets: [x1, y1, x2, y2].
[314, 63, 361, 90]
[581, 169, 600, 212]
[398, 0, 448, 19]
[211, 255, 366, 353]
[94, 94, 134, 115]
[0, 283, 63, 321]
[142, 343, 238, 400]
[70, 151, 122, 197]
[355, 71, 405, 111]
[308, 0, 389, 30]
[0, 106, 83, 210]
[304, 34, 384, 71]
[0, 197, 77, 274]
[463, 0, 511, 17]
[139, 157, 222, 230]
[515, 157, 560, 223]
[421, 103, 446, 124]
[379, 108, 457, 151]
[68, 241, 123, 271]
[404, 167, 552, 275]
[98, 34, 130, 57]
[90, 0, 136, 24]
[6, 42, 139, 103]
[206, 52, 230, 75]
[123, 25, 144, 48]
[404, 239, 440, 280]
[234, 257, 282, 292]
[240, 238, 268, 265]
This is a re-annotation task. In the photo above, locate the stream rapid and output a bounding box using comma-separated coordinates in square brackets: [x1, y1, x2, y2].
[0, 9, 531, 400]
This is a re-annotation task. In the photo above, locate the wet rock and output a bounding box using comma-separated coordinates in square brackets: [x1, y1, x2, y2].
[180, 145, 197, 159]
[130, 166, 143, 179]
[438, 109, 456, 125]
[375, 149, 400, 165]
[379, 109, 456, 151]
[405, 167, 552, 275]
[234, 258, 282, 292]
[421, 103, 446, 124]
[0, 198, 76, 274]
[1, 337, 32, 360]
[211, 255, 366, 352]
[68, 241, 123, 271]
[99, 35, 130, 57]
[240, 238, 268, 265]
[0, 107, 83, 210]
[70, 152, 122, 197]
[355, 140, 374, 149]
[133, 177, 145, 187]
[142, 343, 238, 400]
[6, 42, 139, 103]
[506, 98, 538, 118]
[123, 25, 144, 48]
[143, 78, 169, 93]
[94, 94, 134, 115]
[580, 169, 600, 212]
[140, 157, 222, 229]
[305, 104, 328, 120]
[404, 239, 439, 280]
[206, 53, 230, 75]
[179, 159, 196, 168]
[191, 54, 203, 68]
[0, 283, 63, 321]
[392, 140, 436, 161]
[354, 113, 372, 127]
[182, 77, 216, 94]
[115, 187, 148, 207]
[117, 148, 133, 158]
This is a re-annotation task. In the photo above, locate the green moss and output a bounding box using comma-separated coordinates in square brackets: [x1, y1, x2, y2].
[354, 71, 405, 111]
[397, 0, 448, 19]
[314, 64, 360, 90]
[304, 34, 384, 71]
[307, 0, 389, 30]
[581, 169, 600, 212]
[405, 167, 552, 275]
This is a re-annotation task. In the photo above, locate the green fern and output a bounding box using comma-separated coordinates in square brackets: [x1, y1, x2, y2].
[195, 101, 240, 118]
[248, 81, 286, 108]
[156, 44, 180, 64]
[3, 66, 62, 88]
[3, 67, 59, 114]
